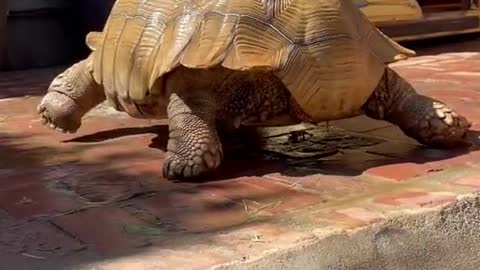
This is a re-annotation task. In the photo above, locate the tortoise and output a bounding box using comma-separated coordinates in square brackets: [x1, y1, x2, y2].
[37, 0, 471, 180]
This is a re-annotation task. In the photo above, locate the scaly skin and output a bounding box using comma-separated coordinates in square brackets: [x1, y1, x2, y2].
[362, 67, 471, 148]
[163, 92, 223, 179]
[38, 56, 105, 133]
[38, 61, 471, 180]
[215, 70, 310, 128]
[160, 68, 313, 179]
[160, 67, 310, 179]
[38, 63, 305, 180]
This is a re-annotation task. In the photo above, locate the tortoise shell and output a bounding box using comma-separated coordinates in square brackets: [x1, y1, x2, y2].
[86, 0, 415, 121]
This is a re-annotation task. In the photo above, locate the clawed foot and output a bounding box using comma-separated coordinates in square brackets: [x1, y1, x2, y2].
[411, 101, 471, 148]
[37, 91, 83, 133]
[163, 138, 223, 180]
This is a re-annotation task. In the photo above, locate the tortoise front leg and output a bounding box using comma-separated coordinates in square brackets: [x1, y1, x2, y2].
[38, 57, 105, 133]
[163, 90, 223, 180]
[362, 67, 471, 148]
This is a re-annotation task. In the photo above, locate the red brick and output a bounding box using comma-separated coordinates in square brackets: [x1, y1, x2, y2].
[133, 187, 250, 233]
[452, 175, 480, 190]
[425, 150, 480, 171]
[264, 173, 369, 200]
[78, 142, 156, 164]
[69, 170, 147, 203]
[337, 207, 385, 221]
[375, 191, 428, 205]
[469, 122, 480, 130]
[264, 191, 325, 215]
[121, 159, 164, 176]
[393, 67, 440, 81]
[201, 177, 326, 215]
[364, 142, 480, 181]
[0, 119, 71, 145]
[374, 190, 456, 208]
[325, 207, 386, 228]
[0, 183, 83, 219]
[200, 177, 289, 201]
[68, 119, 154, 139]
[51, 207, 151, 254]
[365, 163, 429, 181]
[430, 71, 480, 85]
[0, 220, 85, 256]
[210, 222, 310, 257]
[421, 58, 479, 68]
[91, 249, 229, 270]
[0, 167, 48, 191]
[69, 119, 160, 140]
[390, 57, 442, 68]
[433, 60, 480, 73]
[132, 177, 326, 233]
[0, 99, 40, 117]
[427, 88, 480, 103]
[61, 133, 166, 175]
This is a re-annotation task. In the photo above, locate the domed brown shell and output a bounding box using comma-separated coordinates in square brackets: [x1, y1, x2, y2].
[86, 0, 415, 122]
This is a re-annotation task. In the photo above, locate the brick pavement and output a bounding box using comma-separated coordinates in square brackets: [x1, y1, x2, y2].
[0, 51, 479, 269]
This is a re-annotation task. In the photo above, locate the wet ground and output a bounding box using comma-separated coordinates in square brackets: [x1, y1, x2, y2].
[1, 33, 480, 269]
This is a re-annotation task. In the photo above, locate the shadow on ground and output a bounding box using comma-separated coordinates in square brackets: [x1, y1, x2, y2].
[65, 123, 480, 180]
[1, 117, 480, 270]
[0, 131, 292, 270]
[1, 32, 480, 270]
[0, 67, 63, 99]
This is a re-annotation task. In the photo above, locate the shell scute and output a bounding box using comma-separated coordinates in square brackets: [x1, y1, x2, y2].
[90, 0, 415, 120]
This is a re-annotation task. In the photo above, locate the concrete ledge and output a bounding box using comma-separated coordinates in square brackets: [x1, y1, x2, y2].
[217, 195, 480, 270]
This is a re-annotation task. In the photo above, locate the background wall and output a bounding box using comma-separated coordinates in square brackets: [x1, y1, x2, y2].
[0, 0, 7, 69]
[0, 0, 115, 71]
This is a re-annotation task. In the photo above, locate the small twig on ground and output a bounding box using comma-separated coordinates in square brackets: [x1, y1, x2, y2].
[242, 200, 249, 213]
[21, 253, 46, 260]
[251, 234, 265, 242]
[242, 200, 283, 217]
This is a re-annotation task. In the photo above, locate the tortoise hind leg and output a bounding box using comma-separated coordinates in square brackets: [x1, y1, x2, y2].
[38, 57, 105, 133]
[215, 71, 302, 127]
[163, 90, 223, 180]
[362, 67, 471, 148]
